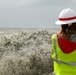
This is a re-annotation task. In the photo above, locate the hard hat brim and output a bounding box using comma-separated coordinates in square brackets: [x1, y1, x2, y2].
[55, 19, 76, 25]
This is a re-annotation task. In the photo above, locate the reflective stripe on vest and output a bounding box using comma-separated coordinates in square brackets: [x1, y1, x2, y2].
[53, 34, 76, 66]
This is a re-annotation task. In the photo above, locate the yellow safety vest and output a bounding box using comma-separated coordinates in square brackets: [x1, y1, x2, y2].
[51, 34, 76, 75]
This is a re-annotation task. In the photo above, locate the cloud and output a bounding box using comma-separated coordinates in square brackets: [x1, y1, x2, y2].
[0, 0, 76, 28]
[0, 0, 76, 7]
[34, 0, 76, 6]
[0, 0, 39, 7]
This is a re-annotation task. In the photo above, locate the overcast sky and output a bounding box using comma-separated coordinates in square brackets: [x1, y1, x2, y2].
[0, 0, 76, 28]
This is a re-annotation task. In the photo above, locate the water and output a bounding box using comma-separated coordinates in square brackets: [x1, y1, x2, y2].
[0, 28, 58, 75]
[0, 28, 59, 33]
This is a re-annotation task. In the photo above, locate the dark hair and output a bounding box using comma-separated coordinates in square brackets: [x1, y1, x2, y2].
[60, 22, 76, 40]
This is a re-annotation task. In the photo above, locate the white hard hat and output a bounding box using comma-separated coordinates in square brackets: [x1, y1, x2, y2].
[55, 8, 76, 25]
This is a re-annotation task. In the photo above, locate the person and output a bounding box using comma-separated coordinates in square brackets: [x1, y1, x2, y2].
[51, 8, 76, 75]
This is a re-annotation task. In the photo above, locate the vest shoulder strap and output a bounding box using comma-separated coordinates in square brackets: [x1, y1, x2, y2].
[52, 34, 58, 60]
